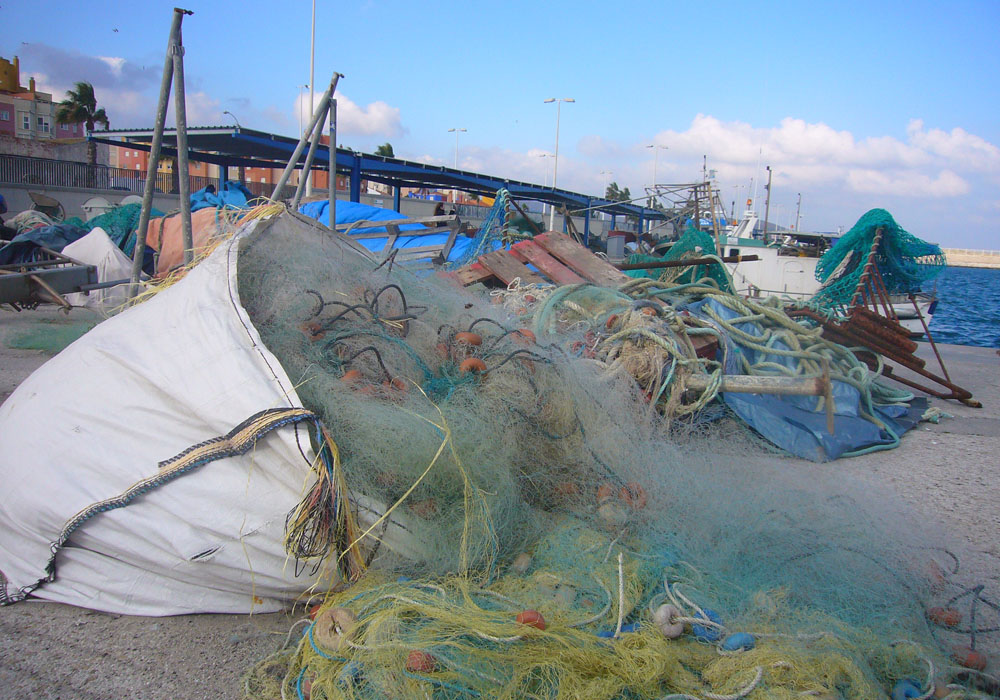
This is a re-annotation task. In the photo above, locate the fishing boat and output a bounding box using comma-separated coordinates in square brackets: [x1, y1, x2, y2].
[719, 211, 938, 337]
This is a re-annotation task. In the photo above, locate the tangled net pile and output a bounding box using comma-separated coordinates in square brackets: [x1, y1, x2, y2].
[623, 227, 732, 292]
[237, 214, 977, 699]
[811, 209, 946, 312]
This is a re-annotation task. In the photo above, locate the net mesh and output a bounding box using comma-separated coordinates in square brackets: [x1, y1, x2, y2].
[810, 208, 945, 311]
[235, 213, 960, 700]
[625, 225, 732, 293]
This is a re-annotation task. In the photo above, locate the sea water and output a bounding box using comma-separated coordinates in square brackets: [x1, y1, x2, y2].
[928, 266, 1000, 348]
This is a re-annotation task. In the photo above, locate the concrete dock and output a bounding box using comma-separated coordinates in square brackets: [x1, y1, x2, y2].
[0, 307, 998, 699]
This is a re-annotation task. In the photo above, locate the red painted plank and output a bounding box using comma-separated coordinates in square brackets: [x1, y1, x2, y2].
[534, 231, 628, 287]
[477, 249, 546, 286]
[511, 240, 586, 285]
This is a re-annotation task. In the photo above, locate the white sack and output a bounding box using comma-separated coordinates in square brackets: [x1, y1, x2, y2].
[0, 217, 337, 615]
[62, 227, 133, 313]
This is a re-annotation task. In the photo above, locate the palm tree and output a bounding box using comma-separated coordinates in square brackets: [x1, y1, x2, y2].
[55, 82, 109, 165]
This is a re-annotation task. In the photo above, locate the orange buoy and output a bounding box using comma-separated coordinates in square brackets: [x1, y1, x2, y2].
[406, 650, 437, 673]
[640, 306, 657, 316]
[952, 646, 987, 671]
[341, 369, 363, 384]
[516, 609, 546, 630]
[554, 481, 580, 498]
[514, 328, 536, 345]
[300, 321, 326, 340]
[524, 294, 537, 303]
[620, 482, 648, 509]
[459, 357, 487, 374]
[383, 377, 408, 392]
[927, 606, 961, 627]
[308, 604, 322, 620]
[410, 498, 438, 519]
[596, 483, 615, 504]
[435, 342, 450, 359]
[605, 314, 619, 329]
[454, 332, 483, 346]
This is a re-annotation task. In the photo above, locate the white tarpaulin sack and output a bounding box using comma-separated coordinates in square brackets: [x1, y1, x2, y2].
[62, 226, 134, 313]
[0, 214, 390, 615]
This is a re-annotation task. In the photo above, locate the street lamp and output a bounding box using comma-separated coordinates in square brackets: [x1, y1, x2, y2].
[448, 127, 466, 204]
[646, 143, 667, 187]
[600, 169, 613, 194]
[544, 97, 574, 230]
[222, 110, 241, 128]
[537, 152, 554, 217]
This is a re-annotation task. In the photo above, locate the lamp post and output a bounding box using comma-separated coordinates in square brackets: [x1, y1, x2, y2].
[305, 0, 316, 196]
[544, 97, 574, 231]
[538, 152, 554, 217]
[600, 169, 613, 195]
[448, 127, 466, 204]
[222, 110, 241, 128]
[645, 144, 667, 232]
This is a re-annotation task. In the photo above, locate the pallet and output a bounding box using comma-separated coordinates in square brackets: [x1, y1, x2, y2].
[453, 231, 627, 288]
[450, 231, 717, 359]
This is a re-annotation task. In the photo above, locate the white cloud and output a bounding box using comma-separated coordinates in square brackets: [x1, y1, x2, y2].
[295, 92, 405, 138]
[906, 119, 1000, 171]
[846, 169, 969, 197]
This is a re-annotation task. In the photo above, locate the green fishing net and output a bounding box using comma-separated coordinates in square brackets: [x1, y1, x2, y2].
[235, 213, 967, 700]
[811, 209, 945, 311]
[625, 225, 731, 293]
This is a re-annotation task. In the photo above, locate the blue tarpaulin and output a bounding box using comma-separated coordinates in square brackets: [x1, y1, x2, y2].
[0, 223, 87, 265]
[685, 297, 923, 461]
[190, 181, 254, 212]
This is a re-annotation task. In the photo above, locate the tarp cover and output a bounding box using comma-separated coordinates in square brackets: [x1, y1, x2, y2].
[61, 227, 133, 313]
[0, 217, 337, 615]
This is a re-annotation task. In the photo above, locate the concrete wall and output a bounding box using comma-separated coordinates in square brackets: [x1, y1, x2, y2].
[0, 134, 108, 164]
[942, 248, 1000, 269]
[0, 182, 180, 222]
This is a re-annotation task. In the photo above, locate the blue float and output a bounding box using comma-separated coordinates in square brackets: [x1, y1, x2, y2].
[691, 608, 723, 643]
[890, 678, 922, 700]
[721, 632, 755, 651]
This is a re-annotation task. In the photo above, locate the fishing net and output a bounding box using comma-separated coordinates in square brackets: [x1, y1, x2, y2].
[237, 213, 963, 699]
[624, 225, 732, 293]
[447, 189, 529, 268]
[811, 209, 945, 311]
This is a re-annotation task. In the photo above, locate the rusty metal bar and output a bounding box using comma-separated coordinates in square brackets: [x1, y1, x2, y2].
[849, 226, 884, 309]
[616, 253, 759, 271]
[910, 293, 951, 383]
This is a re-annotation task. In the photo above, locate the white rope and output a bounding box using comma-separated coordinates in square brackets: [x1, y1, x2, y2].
[614, 552, 625, 638]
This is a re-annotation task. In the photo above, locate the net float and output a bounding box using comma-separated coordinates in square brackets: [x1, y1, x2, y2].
[299, 321, 326, 340]
[454, 332, 483, 346]
[435, 342, 450, 359]
[620, 482, 648, 509]
[308, 604, 322, 620]
[927, 606, 961, 627]
[652, 604, 683, 639]
[406, 650, 438, 673]
[691, 608, 723, 643]
[605, 314, 619, 329]
[524, 294, 537, 303]
[312, 607, 358, 652]
[510, 552, 532, 574]
[554, 481, 580, 498]
[516, 609, 546, 630]
[459, 357, 487, 374]
[410, 498, 438, 519]
[383, 377, 408, 393]
[596, 483, 615, 504]
[341, 369, 363, 384]
[951, 646, 987, 671]
[640, 306, 658, 316]
[721, 632, 755, 652]
[514, 329, 536, 344]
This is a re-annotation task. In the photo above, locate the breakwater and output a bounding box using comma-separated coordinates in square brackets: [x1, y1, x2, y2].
[942, 248, 1000, 269]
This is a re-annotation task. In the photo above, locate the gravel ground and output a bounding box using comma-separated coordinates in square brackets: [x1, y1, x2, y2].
[1, 307, 998, 699]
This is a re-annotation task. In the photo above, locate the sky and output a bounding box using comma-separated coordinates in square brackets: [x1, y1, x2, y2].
[3, 0, 999, 247]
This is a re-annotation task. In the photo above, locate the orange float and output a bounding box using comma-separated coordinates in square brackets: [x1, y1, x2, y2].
[459, 357, 487, 374]
[299, 321, 326, 339]
[596, 483, 615, 504]
[341, 369, 362, 384]
[927, 606, 961, 627]
[640, 306, 657, 316]
[454, 332, 483, 346]
[406, 650, 438, 673]
[620, 482, 648, 509]
[605, 314, 619, 329]
[383, 377, 408, 392]
[516, 609, 546, 630]
[952, 646, 987, 671]
[514, 328, 536, 344]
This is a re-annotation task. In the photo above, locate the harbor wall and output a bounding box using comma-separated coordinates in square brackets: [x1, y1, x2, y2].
[942, 248, 1000, 269]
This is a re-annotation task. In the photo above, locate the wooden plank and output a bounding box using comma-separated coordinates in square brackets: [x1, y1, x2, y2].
[535, 231, 628, 287]
[455, 262, 494, 286]
[510, 240, 585, 285]
[477, 249, 545, 286]
[440, 220, 460, 261]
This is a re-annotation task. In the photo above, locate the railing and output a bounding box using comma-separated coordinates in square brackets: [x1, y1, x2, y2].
[0, 153, 277, 198]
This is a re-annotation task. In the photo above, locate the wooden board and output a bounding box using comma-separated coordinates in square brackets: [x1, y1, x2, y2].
[477, 249, 545, 286]
[510, 240, 586, 285]
[534, 231, 628, 287]
[455, 262, 494, 286]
